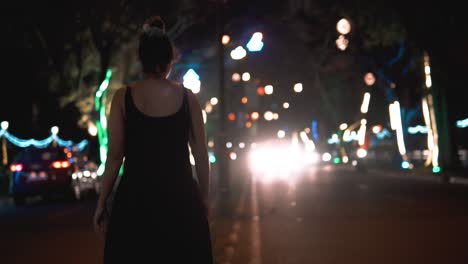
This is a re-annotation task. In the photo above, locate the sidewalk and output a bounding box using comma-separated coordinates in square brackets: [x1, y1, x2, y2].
[367, 165, 468, 185]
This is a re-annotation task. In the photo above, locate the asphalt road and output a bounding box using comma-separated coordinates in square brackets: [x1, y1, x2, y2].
[1, 165, 467, 264]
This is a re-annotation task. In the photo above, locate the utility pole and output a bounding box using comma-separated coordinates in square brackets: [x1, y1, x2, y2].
[216, 0, 230, 216]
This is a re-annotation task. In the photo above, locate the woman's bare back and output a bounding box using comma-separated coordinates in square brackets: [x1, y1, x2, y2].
[129, 79, 184, 118]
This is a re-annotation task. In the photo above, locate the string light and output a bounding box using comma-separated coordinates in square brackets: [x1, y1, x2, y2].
[95, 69, 113, 176]
[0, 129, 88, 151]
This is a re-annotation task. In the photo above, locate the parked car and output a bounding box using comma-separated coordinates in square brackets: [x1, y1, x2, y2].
[9, 146, 75, 205]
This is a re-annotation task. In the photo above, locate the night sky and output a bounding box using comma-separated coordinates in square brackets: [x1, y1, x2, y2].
[1, 0, 467, 144]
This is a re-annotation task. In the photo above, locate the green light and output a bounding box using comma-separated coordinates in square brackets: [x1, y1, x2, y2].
[105, 69, 113, 79]
[98, 80, 109, 92]
[97, 164, 105, 176]
[333, 157, 341, 164]
[432, 166, 441, 173]
[95, 69, 113, 176]
[209, 155, 216, 163]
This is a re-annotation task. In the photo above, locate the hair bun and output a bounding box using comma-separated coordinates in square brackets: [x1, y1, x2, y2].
[143, 16, 165, 32]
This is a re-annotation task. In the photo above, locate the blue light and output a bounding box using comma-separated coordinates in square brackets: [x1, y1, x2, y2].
[456, 118, 468, 128]
[183, 69, 200, 82]
[376, 129, 391, 139]
[0, 130, 88, 150]
[54, 135, 88, 151]
[209, 155, 216, 164]
[4, 132, 53, 148]
[246, 40, 264, 52]
[76, 140, 89, 151]
[401, 161, 410, 169]
[246, 32, 264, 52]
[312, 120, 319, 141]
[408, 125, 427, 134]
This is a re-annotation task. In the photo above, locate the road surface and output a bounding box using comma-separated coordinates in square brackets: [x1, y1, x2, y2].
[1, 165, 467, 264]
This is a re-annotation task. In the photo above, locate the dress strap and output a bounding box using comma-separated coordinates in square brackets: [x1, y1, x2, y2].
[183, 88, 194, 138]
[124, 86, 133, 118]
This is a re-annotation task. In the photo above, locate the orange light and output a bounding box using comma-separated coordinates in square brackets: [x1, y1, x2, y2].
[222, 35, 230, 45]
[228, 113, 236, 121]
[245, 121, 252, 128]
[257, 87, 265, 96]
[10, 164, 23, 172]
[61, 161, 70, 168]
[241, 97, 248, 104]
[251, 112, 259, 121]
[372, 125, 383, 134]
[229, 152, 237, 160]
[67, 152, 72, 158]
[52, 161, 62, 169]
[232, 73, 241, 82]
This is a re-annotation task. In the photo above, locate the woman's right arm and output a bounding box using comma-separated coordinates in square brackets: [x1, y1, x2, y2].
[187, 89, 210, 207]
[94, 88, 125, 236]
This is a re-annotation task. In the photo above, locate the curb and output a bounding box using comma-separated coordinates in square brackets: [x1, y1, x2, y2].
[368, 168, 468, 186]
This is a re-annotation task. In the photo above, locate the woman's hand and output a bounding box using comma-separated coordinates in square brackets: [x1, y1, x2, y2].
[93, 203, 108, 241]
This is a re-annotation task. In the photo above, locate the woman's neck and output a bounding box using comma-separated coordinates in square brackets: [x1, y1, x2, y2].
[144, 71, 166, 80]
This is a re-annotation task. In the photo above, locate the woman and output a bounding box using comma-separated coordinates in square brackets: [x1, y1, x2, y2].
[93, 16, 213, 263]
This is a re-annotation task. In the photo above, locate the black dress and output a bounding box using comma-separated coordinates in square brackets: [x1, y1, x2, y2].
[104, 87, 213, 263]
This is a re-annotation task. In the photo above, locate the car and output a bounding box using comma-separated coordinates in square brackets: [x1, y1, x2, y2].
[70, 154, 100, 200]
[9, 146, 76, 206]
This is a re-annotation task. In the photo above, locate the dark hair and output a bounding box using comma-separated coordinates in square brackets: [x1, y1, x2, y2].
[138, 16, 175, 74]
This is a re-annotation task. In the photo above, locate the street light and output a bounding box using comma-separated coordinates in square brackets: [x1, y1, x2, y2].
[230, 46, 247, 60]
[364, 72, 376, 86]
[51, 126, 59, 135]
[336, 35, 349, 51]
[277, 130, 286, 138]
[210, 97, 219, 105]
[208, 140, 215, 148]
[205, 103, 213, 113]
[336, 18, 351, 35]
[232, 73, 241, 82]
[251, 112, 259, 121]
[264, 111, 274, 121]
[283, 102, 290, 109]
[293, 83, 303, 93]
[242, 72, 251, 81]
[1, 121, 8, 130]
[264, 85, 273, 95]
[221, 34, 230, 45]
